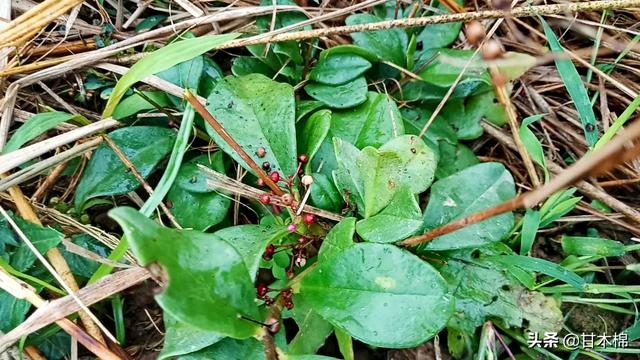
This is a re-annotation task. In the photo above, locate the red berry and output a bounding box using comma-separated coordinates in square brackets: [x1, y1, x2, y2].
[264, 296, 273, 305]
[282, 289, 292, 300]
[298, 154, 309, 164]
[281, 193, 293, 205]
[262, 161, 271, 170]
[263, 245, 275, 260]
[285, 300, 294, 310]
[303, 213, 315, 225]
[267, 319, 280, 333]
[256, 283, 268, 298]
[256, 147, 266, 158]
[256, 178, 265, 187]
[271, 204, 282, 215]
[259, 194, 271, 205]
[286, 269, 295, 279]
[270, 171, 280, 182]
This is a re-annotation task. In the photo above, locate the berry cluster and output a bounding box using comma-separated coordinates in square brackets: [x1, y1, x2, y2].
[254, 283, 294, 310]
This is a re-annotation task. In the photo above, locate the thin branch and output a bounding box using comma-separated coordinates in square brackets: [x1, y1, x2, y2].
[400, 118, 640, 247]
[184, 91, 285, 196]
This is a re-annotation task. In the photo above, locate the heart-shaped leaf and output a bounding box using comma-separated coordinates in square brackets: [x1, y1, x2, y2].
[215, 224, 288, 281]
[331, 92, 404, 149]
[304, 76, 368, 109]
[167, 154, 231, 231]
[332, 138, 365, 213]
[205, 74, 298, 177]
[309, 172, 344, 213]
[356, 186, 422, 243]
[317, 217, 356, 263]
[378, 134, 437, 195]
[109, 207, 261, 338]
[298, 110, 331, 172]
[159, 313, 224, 360]
[309, 52, 372, 85]
[74, 126, 175, 210]
[298, 243, 453, 348]
[419, 162, 516, 251]
[346, 14, 408, 66]
[357, 147, 403, 218]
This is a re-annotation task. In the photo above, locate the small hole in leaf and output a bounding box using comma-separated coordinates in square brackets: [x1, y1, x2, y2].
[471, 250, 481, 259]
[501, 285, 511, 292]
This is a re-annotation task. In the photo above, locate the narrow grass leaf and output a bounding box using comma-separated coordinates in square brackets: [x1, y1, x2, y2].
[519, 114, 549, 182]
[594, 94, 640, 150]
[562, 236, 625, 257]
[520, 209, 540, 256]
[103, 33, 239, 117]
[490, 254, 586, 290]
[541, 19, 599, 147]
[3, 112, 88, 153]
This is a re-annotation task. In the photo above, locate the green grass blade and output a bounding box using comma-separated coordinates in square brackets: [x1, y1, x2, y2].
[90, 105, 195, 283]
[541, 19, 599, 147]
[593, 94, 640, 150]
[3, 112, 88, 153]
[102, 33, 239, 117]
[491, 254, 587, 290]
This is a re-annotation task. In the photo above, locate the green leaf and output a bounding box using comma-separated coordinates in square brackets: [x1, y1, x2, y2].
[109, 207, 261, 338]
[215, 224, 287, 281]
[3, 215, 64, 272]
[158, 56, 204, 92]
[135, 14, 167, 31]
[358, 147, 403, 218]
[490, 254, 587, 290]
[415, 2, 462, 53]
[304, 76, 368, 109]
[378, 134, 437, 195]
[140, 105, 196, 216]
[334, 327, 354, 360]
[561, 236, 625, 257]
[288, 296, 334, 355]
[167, 154, 231, 231]
[103, 33, 239, 117]
[331, 92, 404, 148]
[418, 49, 491, 88]
[317, 217, 356, 263]
[435, 141, 479, 179]
[158, 313, 224, 360]
[594, 94, 640, 150]
[309, 172, 344, 213]
[0, 290, 31, 332]
[356, 186, 422, 243]
[205, 74, 298, 177]
[296, 101, 325, 122]
[346, 14, 408, 66]
[299, 243, 452, 348]
[520, 114, 549, 182]
[298, 110, 331, 172]
[438, 247, 563, 334]
[180, 337, 265, 360]
[3, 112, 86, 153]
[113, 91, 171, 120]
[59, 234, 109, 278]
[419, 162, 515, 250]
[541, 19, 599, 147]
[309, 52, 372, 85]
[231, 56, 275, 78]
[74, 126, 175, 210]
[332, 138, 365, 213]
[520, 209, 541, 256]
